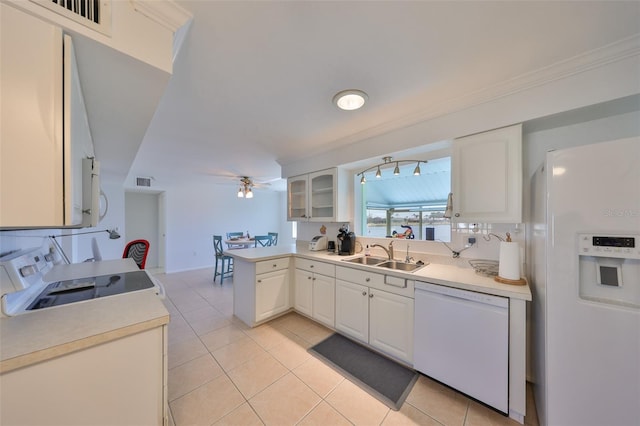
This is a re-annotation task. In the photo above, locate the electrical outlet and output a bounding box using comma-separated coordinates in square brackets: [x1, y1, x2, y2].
[468, 237, 476, 245]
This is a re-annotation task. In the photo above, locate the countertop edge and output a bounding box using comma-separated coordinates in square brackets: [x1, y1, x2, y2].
[0, 315, 169, 374]
[0, 290, 170, 373]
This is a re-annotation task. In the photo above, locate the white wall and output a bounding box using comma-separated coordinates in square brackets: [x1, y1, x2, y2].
[5, 0, 176, 73]
[524, 109, 640, 183]
[162, 181, 285, 273]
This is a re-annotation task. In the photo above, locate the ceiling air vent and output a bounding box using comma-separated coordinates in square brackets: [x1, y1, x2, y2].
[29, 0, 112, 35]
[136, 177, 152, 187]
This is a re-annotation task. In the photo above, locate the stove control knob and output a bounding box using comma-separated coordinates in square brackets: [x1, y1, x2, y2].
[19, 264, 37, 277]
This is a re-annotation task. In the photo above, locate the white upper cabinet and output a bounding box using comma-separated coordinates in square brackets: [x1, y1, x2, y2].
[451, 124, 523, 223]
[287, 175, 309, 221]
[0, 4, 95, 228]
[287, 168, 351, 222]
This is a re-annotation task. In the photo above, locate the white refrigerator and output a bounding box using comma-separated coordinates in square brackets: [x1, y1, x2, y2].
[530, 137, 640, 426]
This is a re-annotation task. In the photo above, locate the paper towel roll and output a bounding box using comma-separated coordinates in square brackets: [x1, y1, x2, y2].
[499, 241, 520, 280]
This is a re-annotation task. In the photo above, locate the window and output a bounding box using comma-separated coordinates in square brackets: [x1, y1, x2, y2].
[360, 156, 451, 242]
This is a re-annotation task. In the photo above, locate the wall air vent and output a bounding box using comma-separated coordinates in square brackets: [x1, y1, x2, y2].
[136, 177, 152, 188]
[29, 0, 111, 35]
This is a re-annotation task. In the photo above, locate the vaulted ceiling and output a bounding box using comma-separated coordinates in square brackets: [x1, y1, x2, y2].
[122, 1, 640, 191]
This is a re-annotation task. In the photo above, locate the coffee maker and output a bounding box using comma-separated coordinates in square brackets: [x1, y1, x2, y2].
[337, 224, 356, 256]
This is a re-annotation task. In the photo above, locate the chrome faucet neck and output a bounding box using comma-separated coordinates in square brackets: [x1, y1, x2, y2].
[371, 243, 393, 260]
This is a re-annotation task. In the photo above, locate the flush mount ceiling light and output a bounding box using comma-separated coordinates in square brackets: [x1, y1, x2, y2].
[333, 89, 368, 111]
[358, 156, 429, 184]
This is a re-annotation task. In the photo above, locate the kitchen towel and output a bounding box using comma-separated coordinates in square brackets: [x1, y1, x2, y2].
[498, 241, 520, 280]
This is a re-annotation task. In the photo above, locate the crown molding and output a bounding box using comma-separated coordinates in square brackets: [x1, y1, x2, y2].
[130, 0, 192, 32]
[325, 33, 640, 151]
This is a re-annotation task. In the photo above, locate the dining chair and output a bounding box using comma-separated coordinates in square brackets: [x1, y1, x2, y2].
[213, 235, 233, 284]
[254, 235, 272, 247]
[268, 232, 278, 246]
[122, 239, 150, 269]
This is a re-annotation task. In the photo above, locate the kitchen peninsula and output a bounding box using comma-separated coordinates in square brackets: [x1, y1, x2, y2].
[227, 243, 531, 423]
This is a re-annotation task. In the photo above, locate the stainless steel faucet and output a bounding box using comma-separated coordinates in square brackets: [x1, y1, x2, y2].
[372, 240, 394, 260]
[405, 245, 414, 263]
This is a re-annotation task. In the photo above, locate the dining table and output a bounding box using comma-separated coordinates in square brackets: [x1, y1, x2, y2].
[224, 237, 254, 249]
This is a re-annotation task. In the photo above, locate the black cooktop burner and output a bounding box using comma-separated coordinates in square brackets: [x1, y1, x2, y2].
[27, 270, 155, 311]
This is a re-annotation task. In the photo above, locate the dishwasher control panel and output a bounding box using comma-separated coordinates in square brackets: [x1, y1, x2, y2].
[415, 281, 508, 308]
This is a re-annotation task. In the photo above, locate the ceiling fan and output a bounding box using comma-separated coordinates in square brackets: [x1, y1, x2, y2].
[236, 176, 264, 199]
[207, 171, 283, 197]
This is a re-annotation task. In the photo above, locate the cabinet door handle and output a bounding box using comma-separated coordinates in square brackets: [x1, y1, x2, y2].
[310, 265, 314, 268]
[369, 293, 374, 298]
[308, 276, 312, 280]
[257, 279, 262, 283]
[312, 277, 316, 281]
[362, 291, 367, 296]
[365, 277, 370, 282]
[455, 213, 460, 217]
[272, 264, 277, 268]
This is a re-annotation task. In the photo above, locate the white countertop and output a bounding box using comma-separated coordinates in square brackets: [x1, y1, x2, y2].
[227, 245, 531, 301]
[0, 260, 170, 374]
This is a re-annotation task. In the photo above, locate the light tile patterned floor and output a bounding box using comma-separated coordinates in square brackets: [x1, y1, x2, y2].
[155, 268, 539, 426]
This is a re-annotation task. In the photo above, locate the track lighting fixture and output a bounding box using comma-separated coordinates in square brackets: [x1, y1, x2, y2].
[357, 156, 428, 184]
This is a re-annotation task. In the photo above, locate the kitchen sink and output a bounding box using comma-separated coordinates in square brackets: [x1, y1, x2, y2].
[376, 260, 426, 272]
[342, 256, 387, 266]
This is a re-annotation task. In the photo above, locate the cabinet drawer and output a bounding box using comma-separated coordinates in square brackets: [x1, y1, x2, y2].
[296, 258, 335, 277]
[256, 257, 290, 275]
[336, 266, 384, 287]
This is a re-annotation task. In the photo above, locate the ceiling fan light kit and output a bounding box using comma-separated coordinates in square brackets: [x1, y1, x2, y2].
[333, 89, 368, 111]
[358, 156, 428, 184]
[237, 176, 255, 198]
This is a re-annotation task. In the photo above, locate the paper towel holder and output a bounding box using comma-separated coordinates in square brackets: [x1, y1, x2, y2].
[495, 232, 527, 285]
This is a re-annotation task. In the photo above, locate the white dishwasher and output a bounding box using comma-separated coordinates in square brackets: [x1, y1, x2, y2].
[414, 281, 509, 414]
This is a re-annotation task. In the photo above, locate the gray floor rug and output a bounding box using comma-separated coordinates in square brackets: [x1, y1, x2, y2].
[309, 333, 418, 410]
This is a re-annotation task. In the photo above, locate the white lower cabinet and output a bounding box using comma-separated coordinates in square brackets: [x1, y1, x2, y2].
[255, 268, 290, 323]
[369, 288, 414, 363]
[335, 280, 370, 342]
[234, 257, 291, 326]
[312, 273, 336, 327]
[335, 266, 414, 364]
[294, 258, 336, 327]
[0, 326, 167, 425]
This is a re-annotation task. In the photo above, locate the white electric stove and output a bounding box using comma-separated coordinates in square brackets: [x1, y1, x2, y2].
[0, 246, 163, 317]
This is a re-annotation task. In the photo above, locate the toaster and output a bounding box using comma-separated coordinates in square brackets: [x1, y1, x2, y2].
[309, 235, 328, 251]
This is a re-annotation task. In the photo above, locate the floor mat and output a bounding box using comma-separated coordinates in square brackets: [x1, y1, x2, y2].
[309, 333, 418, 410]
